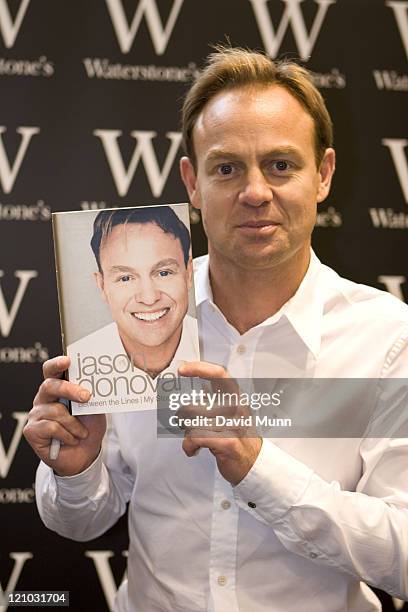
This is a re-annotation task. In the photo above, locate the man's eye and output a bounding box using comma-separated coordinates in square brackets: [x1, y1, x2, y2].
[119, 275, 131, 282]
[273, 160, 290, 172]
[158, 270, 172, 277]
[219, 164, 234, 176]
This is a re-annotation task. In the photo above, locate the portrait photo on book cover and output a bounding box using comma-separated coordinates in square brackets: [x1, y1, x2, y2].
[52, 204, 200, 415]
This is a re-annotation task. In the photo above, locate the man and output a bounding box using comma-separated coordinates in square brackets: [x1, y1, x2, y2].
[66, 206, 199, 414]
[24, 47, 408, 611]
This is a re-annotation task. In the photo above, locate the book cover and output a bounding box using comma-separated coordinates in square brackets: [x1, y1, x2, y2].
[52, 204, 200, 415]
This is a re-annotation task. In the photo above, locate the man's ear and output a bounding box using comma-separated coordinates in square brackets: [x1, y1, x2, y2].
[180, 156, 201, 210]
[94, 271, 107, 302]
[317, 148, 336, 204]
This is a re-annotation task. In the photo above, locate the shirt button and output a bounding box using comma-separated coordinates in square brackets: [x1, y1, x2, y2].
[309, 552, 318, 559]
[248, 501, 257, 508]
[236, 344, 246, 355]
[221, 500, 231, 510]
[217, 575, 227, 586]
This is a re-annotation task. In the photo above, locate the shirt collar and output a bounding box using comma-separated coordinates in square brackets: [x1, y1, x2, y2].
[278, 250, 324, 358]
[194, 254, 213, 307]
[194, 250, 324, 359]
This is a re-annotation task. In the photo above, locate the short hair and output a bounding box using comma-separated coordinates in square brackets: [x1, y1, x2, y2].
[91, 206, 191, 272]
[182, 45, 333, 168]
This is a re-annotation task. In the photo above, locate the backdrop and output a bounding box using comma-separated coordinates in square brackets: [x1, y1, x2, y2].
[0, 1, 407, 610]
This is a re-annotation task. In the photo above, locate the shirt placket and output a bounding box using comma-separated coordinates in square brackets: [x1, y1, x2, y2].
[207, 335, 257, 611]
[208, 468, 240, 611]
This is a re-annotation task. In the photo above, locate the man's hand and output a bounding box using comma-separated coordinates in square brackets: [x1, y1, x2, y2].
[178, 362, 262, 486]
[23, 356, 106, 477]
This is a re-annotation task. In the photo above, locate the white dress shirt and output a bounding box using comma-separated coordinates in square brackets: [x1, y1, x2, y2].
[36, 252, 408, 611]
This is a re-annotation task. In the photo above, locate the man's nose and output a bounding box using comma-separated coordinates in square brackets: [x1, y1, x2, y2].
[238, 168, 273, 207]
[135, 278, 160, 305]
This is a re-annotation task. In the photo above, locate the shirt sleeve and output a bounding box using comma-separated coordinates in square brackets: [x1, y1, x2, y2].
[233, 332, 408, 601]
[35, 416, 135, 542]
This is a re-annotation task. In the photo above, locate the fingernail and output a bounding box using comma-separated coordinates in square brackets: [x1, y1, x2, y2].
[178, 361, 187, 373]
[79, 389, 90, 402]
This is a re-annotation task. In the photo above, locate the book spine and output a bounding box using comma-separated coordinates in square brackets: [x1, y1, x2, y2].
[51, 214, 67, 355]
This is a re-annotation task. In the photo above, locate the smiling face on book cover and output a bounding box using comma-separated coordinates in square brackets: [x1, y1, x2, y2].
[94, 221, 193, 364]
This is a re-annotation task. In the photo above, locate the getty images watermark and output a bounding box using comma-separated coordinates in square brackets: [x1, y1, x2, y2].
[157, 378, 408, 438]
[157, 380, 294, 437]
[166, 388, 291, 430]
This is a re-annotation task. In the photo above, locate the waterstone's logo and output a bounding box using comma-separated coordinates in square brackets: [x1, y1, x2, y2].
[85, 550, 128, 611]
[0, 127, 50, 223]
[83, 0, 198, 83]
[249, 0, 336, 60]
[94, 129, 182, 198]
[0, 270, 37, 338]
[372, 2, 408, 91]
[105, 0, 184, 54]
[0, 0, 54, 77]
[0, 270, 48, 362]
[378, 275, 407, 301]
[0, 553, 33, 606]
[249, 0, 344, 89]
[369, 140, 408, 229]
[387, 0, 408, 60]
[0, 0, 30, 48]
[0, 127, 39, 194]
[0, 411, 28, 478]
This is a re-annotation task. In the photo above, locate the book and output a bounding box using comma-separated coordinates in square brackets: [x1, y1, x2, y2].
[52, 204, 200, 415]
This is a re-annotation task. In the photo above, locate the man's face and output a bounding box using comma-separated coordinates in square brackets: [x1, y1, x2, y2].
[180, 85, 335, 271]
[95, 222, 192, 352]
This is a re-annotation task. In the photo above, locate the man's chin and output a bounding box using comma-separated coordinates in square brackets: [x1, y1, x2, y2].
[128, 325, 184, 351]
[223, 246, 287, 270]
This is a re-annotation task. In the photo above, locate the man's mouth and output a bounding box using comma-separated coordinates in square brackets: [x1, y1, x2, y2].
[238, 220, 278, 228]
[236, 220, 279, 235]
[132, 308, 169, 322]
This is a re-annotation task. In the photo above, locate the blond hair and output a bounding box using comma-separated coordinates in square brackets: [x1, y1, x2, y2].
[182, 46, 333, 167]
